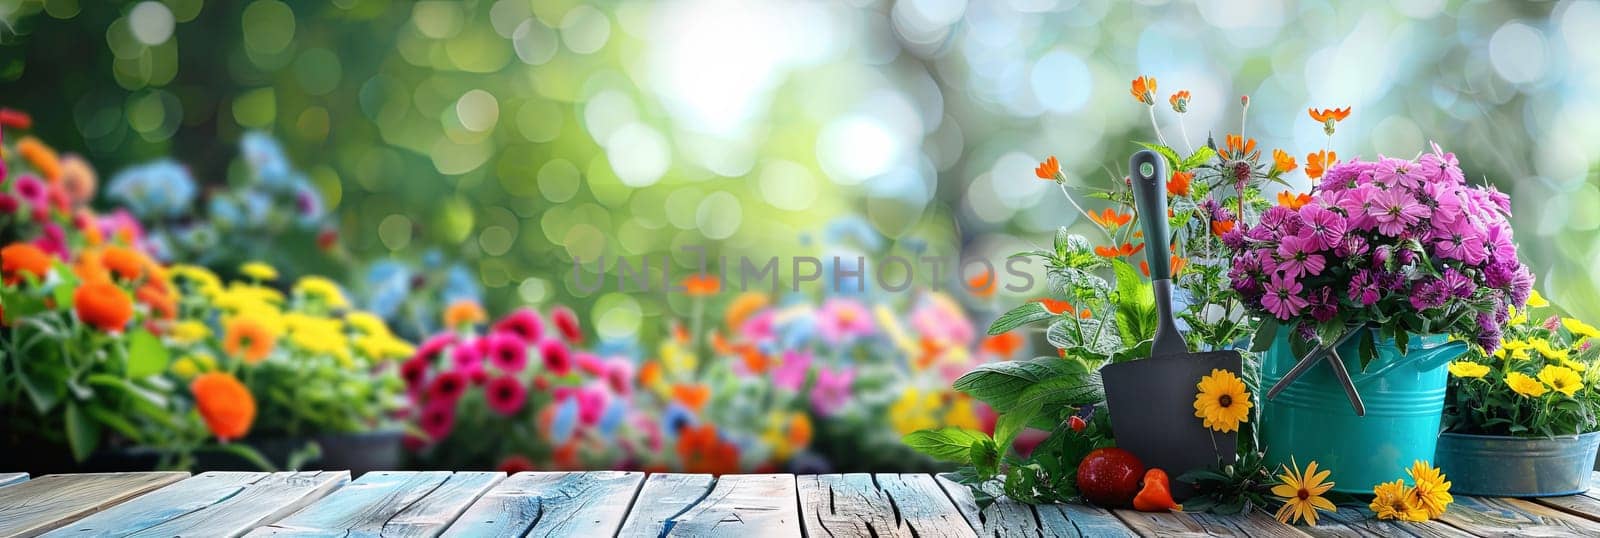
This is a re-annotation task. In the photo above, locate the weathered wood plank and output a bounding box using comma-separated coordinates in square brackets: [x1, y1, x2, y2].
[1114, 508, 1312, 537]
[0, 475, 27, 488]
[1304, 503, 1472, 537]
[618, 473, 800, 537]
[0, 472, 188, 538]
[1436, 495, 1600, 537]
[245, 471, 502, 537]
[801, 474, 973, 537]
[1527, 472, 1600, 523]
[45, 471, 347, 538]
[934, 474, 1131, 537]
[440, 471, 643, 537]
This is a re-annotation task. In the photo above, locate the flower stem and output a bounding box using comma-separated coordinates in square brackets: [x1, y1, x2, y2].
[1177, 116, 1195, 155]
[1058, 181, 1116, 243]
[1148, 106, 1170, 148]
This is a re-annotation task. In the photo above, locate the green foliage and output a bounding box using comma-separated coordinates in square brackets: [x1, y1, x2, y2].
[901, 427, 993, 463]
[1443, 300, 1600, 437]
[1177, 449, 1277, 515]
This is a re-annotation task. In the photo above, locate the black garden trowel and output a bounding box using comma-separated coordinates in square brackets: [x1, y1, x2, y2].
[1100, 150, 1241, 499]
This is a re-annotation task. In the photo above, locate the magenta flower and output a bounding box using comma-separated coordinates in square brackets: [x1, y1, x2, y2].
[809, 367, 855, 416]
[817, 298, 876, 345]
[1261, 273, 1309, 320]
[576, 384, 610, 425]
[1274, 235, 1326, 279]
[1367, 188, 1428, 235]
[739, 309, 777, 343]
[414, 333, 458, 363]
[400, 357, 429, 390]
[1433, 229, 1487, 266]
[603, 358, 635, 396]
[451, 337, 484, 368]
[487, 332, 528, 373]
[1348, 270, 1381, 306]
[419, 399, 456, 441]
[910, 295, 975, 347]
[550, 306, 582, 344]
[493, 308, 544, 343]
[1296, 204, 1346, 252]
[485, 375, 528, 416]
[11, 174, 47, 207]
[772, 350, 813, 392]
[426, 371, 467, 403]
[538, 338, 572, 375]
[1374, 157, 1423, 190]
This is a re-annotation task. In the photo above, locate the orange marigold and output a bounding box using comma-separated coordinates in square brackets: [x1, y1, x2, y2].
[724, 291, 769, 329]
[191, 372, 256, 442]
[1308, 107, 1351, 123]
[1141, 256, 1188, 277]
[1130, 76, 1157, 105]
[1094, 243, 1145, 258]
[1278, 192, 1311, 210]
[1035, 156, 1061, 180]
[682, 274, 721, 297]
[1169, 90, 1191, 113]
[672, 383, 712, 412]
[17, 136, 61, 182]
[442, 299, 487, 328]
[1034, 297, 1074, 315]
[224, 317, 277, 363]
[967, 271, 996, 299]
[1211, 219, 1237, 237]
[2, 243, 54, 285]
[74, 280, 134, 333]
[1306, 150, 1336, 182]
[1273, 149, 1297, 173]
[1087, 208, 1133, 229]
[787, 413, 814, 447]
[102, 245, 147, 282]
[980, 332, 1023, 357]
[1220, 134, 1257, 160]
[1167, 171, 1193, 197]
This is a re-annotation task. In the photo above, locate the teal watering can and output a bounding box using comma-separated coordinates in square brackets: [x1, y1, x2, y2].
[1260, 330, 1468, 493]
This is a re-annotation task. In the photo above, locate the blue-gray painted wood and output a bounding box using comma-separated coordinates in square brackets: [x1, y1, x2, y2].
[799, 474, 975, 538]
[619, 473, 800, 537]
[246, 471, 502, 537]
[935, 473, 1130, 538]
[1309, 503, 1471, 538]
[0, 475, 27, 488]
[440, 471, 643, 537]
[1439, 495, 1600, 537]
[40, 471, 346, 538]
[0, 472, 188, 538]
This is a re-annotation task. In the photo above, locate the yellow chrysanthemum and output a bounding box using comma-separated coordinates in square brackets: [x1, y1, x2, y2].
[1526, 290, 1549, 308]
[1405, 461, 1453, 519]
[289, 322, 352, 366]
[345, 311, 390, 336]
[1508, 307, 1528, 326]
[1562, 318, 1600, 340]
[1506, 371, 1548, 398]
[1371, 479, 1428, 521]
[1529, 338, 1568, 361]
[240, 261, 279, 282]
[943, 395, 982, 431]
[1537, 365, 1583, 397]
[293, 275, 349, 309]
[1560, 358, 1589, 373]
[874, 304, 919, 357]
[1193, 368, 1253, 433]
[1272, 459, 1336, 526]
[171, 356, 200, 379]
[660, 341, 698, 378]
[170, 264, 223, 298]
[170, 320, 212, 345]
[356, 333, 414, 361]
[889, 388, 941, 436]
[1447, 361, 1490, 379]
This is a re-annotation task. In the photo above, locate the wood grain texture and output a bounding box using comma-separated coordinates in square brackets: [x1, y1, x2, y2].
[618, 474, 800, 537]
[0, 475, 27, 489]
[1437, 495, 1600, 537]
[1114, 508, 1312, 537]
[1304, 504, 1471, 538]
[1528, 472, 1600, 524]
[440, 471, 644, 537]
[0, 472, 188, 538]
[47, 471, 347, 538]
[245, 471, 502, 537]
[934, 474, 1131, 537]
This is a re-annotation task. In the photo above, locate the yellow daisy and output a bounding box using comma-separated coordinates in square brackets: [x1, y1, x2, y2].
[1526, 290, 1549, 308]
[1530, 338, 1568, 361]
[169, 320, 212, 345]
[1537, 365, 1583, 397]
[1371, 479, 1428, 522]
[1562, 317, 1600, 340]
[1193, 368, 1253, 433]
[1446, 361, 1489, 379]
[293, 275, 350, 309]
[1272, 459, 1336, 526]
[1506, 371, 1548, 398]
[240, 261, 279, 282]
[1405, 460, 1453, 519]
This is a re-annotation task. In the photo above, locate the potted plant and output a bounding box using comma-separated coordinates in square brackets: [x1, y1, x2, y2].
[1436, 292, 1600, 496]
[1230, 140, 1533, 492]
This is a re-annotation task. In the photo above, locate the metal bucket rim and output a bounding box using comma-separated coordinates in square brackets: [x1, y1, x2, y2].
[1439, 431, 1600, 442]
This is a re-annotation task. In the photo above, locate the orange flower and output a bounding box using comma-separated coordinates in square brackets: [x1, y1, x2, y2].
[724, 292, 769, 329]
[676, 423, 740, 475]
[682, 274, 721, 297]
[980, 332, 1023, 357]
[1033, 297, 1074, 315]
[1272, 149, 1297, 173]
[1167, 171, 1192, 197]
[2, 243, 54, 285]
[672, 383, 711, 412]
[1220, 134, 1257, 160]
[967, 271, 996, 299]
[1087, 208, 1133, 229]
[73, 280, 134, 333]
[224, 317, 277, 363]
[1211, 219, 1236, 237]
[739, 347, 770, 374]
[786, 414, 813, 447]
[73, 250, 111, 284]
[1094, 243, 1145, 258]
[1035, 156, 1061, 181]
[18, 136, 61, 182]
[1308, 107, 1351, 123]
[1278, 192, 1311, 210]
[442, 299, 487, 328]
[136, 281, 177, 322]
[102, 245, 147, 282]
[1169, 90, 1190, 113]
[0, 108, 32, 129]
[1130, 76, 1157, 105]
[639, 361, 663, 387]
[191, 372, 256, 442]
[1306, 150, 1336, 182]
[1140, 256, 1188, 277]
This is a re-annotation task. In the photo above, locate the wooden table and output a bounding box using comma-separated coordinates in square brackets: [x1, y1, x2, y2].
[2, 470, 1599, 537]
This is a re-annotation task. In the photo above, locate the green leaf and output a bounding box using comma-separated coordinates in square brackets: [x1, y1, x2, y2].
[902, 427, 992, 463]
[50, 281, 76, 311]
[85, 406, 144, 443]
[995, 399, 1041, 452]
[1250, 318, 1279, 352]
[1046, 318, 1123, 357]
[1111, 259, 1157, 347]
[987, 302, 1056, 335]
[1179, 146, 1217, 170]
[954, 356, 1089, 411]
[125, 329, 170, 378]
[971, 440, 1000, 477]
[64, 403, 100, 463]
[1136, 142, 1182, 171]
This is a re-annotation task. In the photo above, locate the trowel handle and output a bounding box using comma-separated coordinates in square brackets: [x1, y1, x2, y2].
[1129, 150, 1170, 280]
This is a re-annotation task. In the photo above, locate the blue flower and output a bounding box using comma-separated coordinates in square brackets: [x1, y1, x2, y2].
[107, 160, 196, 218]
[240, 131, 293, 189]
[291, 180, 324, 227]
[364, 261, 412, 318]
[597, 400, 626, 438]
[661, 403, 696, 439]
[823, 216, 884, 252]
[550, 397, 579, 445]
[442, 265, 480, 304]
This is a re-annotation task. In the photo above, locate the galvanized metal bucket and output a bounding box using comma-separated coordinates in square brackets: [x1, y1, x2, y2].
[1261, 331, 1467, 493]
[1435, 431, 1600, 497]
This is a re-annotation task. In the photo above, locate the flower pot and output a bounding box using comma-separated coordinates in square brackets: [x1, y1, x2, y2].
[1435, 431, 1600, 497]
[1102, 350, 1241, 500]
[1261, 330, 1467, 493]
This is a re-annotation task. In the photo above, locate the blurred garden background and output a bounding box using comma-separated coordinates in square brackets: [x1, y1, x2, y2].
[2, 0, 1598, 473]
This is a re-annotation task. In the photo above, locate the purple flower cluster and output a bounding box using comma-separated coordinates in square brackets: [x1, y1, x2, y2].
[1228, 143, 1532, 350]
